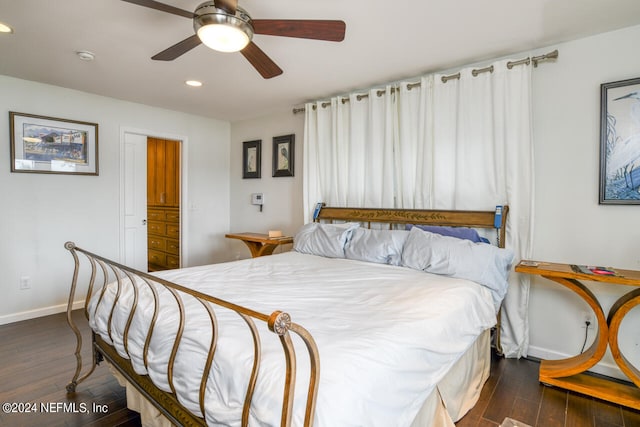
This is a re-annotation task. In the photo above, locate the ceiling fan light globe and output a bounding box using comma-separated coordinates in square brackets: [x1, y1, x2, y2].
[193, 2, 253, 53]
[197, 24, 249, 52]
[0, 22, 13, 34]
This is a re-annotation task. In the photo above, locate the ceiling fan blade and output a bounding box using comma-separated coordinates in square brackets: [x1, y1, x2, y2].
[121, 0, 194, 19]
[252, 20, 346, 42]
[240, 42, 283, 79]
[213, 0, 237, 14]
[152, 34, 202, 61]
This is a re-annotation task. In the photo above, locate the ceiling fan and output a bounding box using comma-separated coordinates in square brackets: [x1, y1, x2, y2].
[122, 0, 346, 79]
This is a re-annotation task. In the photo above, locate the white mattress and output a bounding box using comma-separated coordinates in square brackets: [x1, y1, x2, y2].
[89, 252, 497, 427]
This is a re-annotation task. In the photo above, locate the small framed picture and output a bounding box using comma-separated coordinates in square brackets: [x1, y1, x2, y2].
[272, 134, 294, 177]
[10, 111, 99, 175]
[599, 77, 640, 204]
[242, 139, 261, 179]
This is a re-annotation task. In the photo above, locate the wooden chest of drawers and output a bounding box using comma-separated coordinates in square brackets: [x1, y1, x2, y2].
[147, 206, 180, 271]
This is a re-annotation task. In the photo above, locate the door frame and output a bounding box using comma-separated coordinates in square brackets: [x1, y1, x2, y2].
[119, 126, 189, 268]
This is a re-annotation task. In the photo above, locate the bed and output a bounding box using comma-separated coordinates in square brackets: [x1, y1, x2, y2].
[65, 206, 512, 427]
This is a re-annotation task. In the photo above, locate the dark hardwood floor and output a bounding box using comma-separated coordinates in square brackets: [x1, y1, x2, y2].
[0, 310, 140, 427]
[1, 311, 639, 427]
[456, 352, 640, 427]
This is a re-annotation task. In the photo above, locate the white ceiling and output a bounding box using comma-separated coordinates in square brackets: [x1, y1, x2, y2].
[1, 0, 640, 122]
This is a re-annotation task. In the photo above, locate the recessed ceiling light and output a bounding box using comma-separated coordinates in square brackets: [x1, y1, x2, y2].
[185, 80, 203, 87]
[0, 22, 13, 33]
[76, 51, 95, 61]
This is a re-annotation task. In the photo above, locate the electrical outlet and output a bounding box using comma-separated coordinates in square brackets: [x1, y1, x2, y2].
[581, 311, 593, 329]
[20, 276, 31, 290]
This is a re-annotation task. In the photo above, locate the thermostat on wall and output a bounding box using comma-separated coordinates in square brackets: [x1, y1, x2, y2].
[251, 193, 263, 205]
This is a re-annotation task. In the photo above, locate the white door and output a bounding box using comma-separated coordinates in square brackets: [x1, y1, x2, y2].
[122, 132, 148, 271]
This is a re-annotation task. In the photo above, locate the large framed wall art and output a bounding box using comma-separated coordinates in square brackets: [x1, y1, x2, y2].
[599, 78, 640, 204]
[10, 112, 99, 175]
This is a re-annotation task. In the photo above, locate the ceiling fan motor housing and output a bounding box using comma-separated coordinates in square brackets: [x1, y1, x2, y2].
[193, 1, 254, 43]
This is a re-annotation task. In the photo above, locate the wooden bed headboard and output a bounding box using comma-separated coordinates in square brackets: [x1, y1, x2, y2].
[315, 205, 509, 248]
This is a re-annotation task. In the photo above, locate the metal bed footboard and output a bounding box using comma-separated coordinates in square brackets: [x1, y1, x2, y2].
[64, 241, 320, 427]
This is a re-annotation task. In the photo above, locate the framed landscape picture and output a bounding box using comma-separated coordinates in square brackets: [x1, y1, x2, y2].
[599, 78, 640, 204]
[10, 112, 98, 175]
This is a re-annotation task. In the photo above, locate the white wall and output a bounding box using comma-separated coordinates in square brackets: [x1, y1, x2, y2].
[228, 25, 640, 378]
[528, 24, 640, 377]
[228, 110, 304, 260]
[0, 75, 231, 324]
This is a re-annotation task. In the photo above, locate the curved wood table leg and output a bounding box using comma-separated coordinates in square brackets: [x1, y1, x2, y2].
[515, 261, 640, 410]
[538, 276, 609, 380]
[539, 276, 640, 410]
[242, 241, 278, 258]
[608, 287, 640, 388]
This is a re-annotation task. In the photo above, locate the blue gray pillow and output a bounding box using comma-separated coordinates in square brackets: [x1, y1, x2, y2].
[406, 224, 489, 243]
[293, 222, 360, 258]
[345, 228, 409, 266]
[401, 227, 514, 310]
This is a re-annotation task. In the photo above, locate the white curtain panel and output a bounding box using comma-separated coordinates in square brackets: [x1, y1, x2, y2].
[303, 59, 533, 357]
[304, 87, 397, 212]
[396, 76, 433, 208]
[428, 60, 534, 357]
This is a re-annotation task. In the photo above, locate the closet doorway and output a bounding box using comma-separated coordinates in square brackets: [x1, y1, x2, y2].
[121, 130, 186, 273]
[146, 137, 181, 271]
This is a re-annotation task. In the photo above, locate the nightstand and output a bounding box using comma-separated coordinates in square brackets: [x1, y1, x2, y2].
[225, 232, 293, 258]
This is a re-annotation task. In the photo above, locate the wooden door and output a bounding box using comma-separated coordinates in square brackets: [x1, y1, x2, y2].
[164, 139, 180, 206]
[147, 138, 180, 207]
[147, 138, 161, 205]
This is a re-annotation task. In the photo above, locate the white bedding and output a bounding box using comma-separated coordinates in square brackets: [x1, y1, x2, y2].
[89, 252, 497, 427]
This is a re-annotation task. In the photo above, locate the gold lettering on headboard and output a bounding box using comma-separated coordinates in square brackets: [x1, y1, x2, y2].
[357, 209, 447, 222]
[321, 208, 448, 223]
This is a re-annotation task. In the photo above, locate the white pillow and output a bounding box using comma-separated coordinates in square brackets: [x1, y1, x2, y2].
[293, 222, 360, 258]
[401, 227, 514, 309]
[345, 228, 409, 265]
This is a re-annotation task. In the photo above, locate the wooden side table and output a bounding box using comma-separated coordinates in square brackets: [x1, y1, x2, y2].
[225, 232, 293, 258]
[515, 261, 640, 409]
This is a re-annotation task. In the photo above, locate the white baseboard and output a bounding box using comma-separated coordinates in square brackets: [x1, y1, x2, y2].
[0, 300, 85, 326]
[527, 345, 626, 381]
